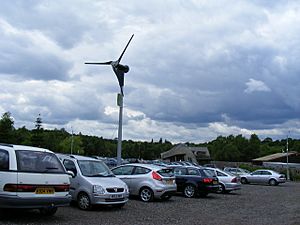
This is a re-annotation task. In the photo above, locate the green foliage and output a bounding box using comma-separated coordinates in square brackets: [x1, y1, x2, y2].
[0, 112, 15, 143]
[1, 111, 300, 161]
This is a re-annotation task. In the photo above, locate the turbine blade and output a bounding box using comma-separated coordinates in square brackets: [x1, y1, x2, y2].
[118, 34, 134, 63]
[85, 61, 112, 65]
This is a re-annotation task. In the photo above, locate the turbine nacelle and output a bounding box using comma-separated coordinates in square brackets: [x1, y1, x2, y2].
[85, 34, 134, 96]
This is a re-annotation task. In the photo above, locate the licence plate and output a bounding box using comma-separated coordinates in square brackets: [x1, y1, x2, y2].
[213, 181, 218, 185]
[110, 194, 123, 199]
[35, 187, 55, 194]
[165, 179, 174, 185]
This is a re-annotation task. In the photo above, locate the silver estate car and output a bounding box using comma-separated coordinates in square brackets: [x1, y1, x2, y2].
[205, 167, 241, 193]
[111, 163, 176, 202]
[57, 154, 129, 210]
[240, 169, 286, 186]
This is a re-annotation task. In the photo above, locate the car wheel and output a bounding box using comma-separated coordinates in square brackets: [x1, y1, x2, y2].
[241, 178, 248, 184]
[184, 184, 196, 198]
[39, 207, 57, 216]
[216, 184, 226, 194]
[269, 179, 278, 186]
[78, 192, 91, 210]
[139, 187, 154, 202]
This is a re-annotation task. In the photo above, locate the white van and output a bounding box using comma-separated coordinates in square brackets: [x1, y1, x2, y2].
[0, 144, 71, 216]
[57, 154, 129, 210]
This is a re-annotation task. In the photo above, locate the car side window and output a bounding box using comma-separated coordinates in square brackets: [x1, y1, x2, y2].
[63, 159, 77, 176]
[174, 168, 187, 175]
[0, 149, 9, 171]
[188, 168, 200, 176]
[252, 171, 261, 175]
[133, 166, 151, 175]
[217, 171, 227, 177]
[261, 171, 272, 175]
[112, 166, 134, 175]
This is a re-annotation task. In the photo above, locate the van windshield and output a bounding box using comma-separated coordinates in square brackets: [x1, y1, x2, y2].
[78, 160, 115, 177]
[16, 150, 65, 173]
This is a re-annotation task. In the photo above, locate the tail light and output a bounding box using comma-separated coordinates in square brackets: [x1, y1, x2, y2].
[203, 178, 213, 183]
[4, 184, 70, 192]
[231, 177, 238, 183]
[152, 171, 162, 181]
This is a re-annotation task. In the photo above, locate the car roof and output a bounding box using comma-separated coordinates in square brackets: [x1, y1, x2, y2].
[117, 163, 168, 170]
[0, 144, 53, 153]
[56, 153, 99, 161]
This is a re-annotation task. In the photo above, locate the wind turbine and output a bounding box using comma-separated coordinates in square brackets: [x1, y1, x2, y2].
[85, 34, 134, 166]
[85, 34, 134, 96]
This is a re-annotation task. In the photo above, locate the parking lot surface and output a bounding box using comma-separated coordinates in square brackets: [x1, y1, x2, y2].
[1, 182, 299, 225]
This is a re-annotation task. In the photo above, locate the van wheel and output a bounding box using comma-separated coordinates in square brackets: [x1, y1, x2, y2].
[78, 192, 91, 210]
[139, 187, 154, 202]
[184, 184, 196, 198]
[39, 207, 57, 216]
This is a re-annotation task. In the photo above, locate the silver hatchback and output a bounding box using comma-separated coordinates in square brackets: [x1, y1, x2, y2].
[111, 163, 176, 202]
[57, 154, 129, 210]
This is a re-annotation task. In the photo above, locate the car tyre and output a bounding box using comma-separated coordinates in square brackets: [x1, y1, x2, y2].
[241, 177, 248, 184]
[184, 184, 196, 198]
[39, 207, 57, 216]
[139, 187, 154, 202]
[78, 192, 92, 210]
[269, 179, 278, 186]
[216, 184, 226, 194]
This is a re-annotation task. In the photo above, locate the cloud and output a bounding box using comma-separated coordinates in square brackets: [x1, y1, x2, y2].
[244, 78, 271, 93]
[1, 0, 300, 143]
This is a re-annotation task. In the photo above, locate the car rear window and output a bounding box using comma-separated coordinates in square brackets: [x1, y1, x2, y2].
[0, 149, 9, 171]
[157, 168, 174, 177]
[202, 169, 216, 177]
[16, 150, 65, 173]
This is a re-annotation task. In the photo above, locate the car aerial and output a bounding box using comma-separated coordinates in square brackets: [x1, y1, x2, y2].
[0, 144, 71, 216]
[57, 154, 129, 210]
[204, 167, 241, 194]
[111, 163, 176, 202]
[223, 167, 250, 177]
[240, 169, 286, 186]
[173, 166, 219, 198]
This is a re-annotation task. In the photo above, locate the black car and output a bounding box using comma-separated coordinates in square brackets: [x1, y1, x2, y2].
[173, 166, 219, 197]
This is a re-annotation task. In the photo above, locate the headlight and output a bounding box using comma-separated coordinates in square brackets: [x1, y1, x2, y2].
[93, 185, 105, 195]
[125, 185, 129, 194]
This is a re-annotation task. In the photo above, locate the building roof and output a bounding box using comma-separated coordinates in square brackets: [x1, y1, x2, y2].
[161, 144, 210, 159]
[252, 152, 297, 162]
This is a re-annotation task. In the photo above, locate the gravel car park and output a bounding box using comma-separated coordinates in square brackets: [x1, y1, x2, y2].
[0, 182, 299, 225]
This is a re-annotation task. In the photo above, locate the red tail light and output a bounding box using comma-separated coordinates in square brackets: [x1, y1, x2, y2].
[231, 177, 238, 183]
[203, 178, 213, 183]
[3, 184, 70, 192]
[152, 171, 162, 181]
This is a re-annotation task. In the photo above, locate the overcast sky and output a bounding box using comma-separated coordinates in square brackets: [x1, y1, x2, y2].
[0, 0, 300, 143]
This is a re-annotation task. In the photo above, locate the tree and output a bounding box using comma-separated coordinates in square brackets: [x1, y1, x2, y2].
[0, 112, 15, 143]
[31, 114, 44, 147]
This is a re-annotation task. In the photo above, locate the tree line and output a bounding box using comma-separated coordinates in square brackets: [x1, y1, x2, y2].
[0, 112, 299, 161]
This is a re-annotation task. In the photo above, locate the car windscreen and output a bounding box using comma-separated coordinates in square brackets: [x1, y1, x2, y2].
[78, 160, 115, 177]
[157, 168, 174, 177]
[16, 150, 65, 173]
